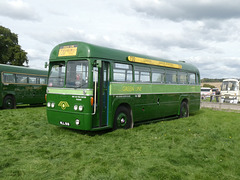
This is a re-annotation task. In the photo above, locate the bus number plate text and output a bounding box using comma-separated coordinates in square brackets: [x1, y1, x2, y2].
[60, 121, 70, 126]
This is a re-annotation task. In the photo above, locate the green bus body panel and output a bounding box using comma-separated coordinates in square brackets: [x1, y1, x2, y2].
[109, 83, 200, 122]
[47, 41, 201, 131]
[47, 85, 200, 130]
[110, 93, 200, 122]
[47, 88, 102, 130]
[47, 110, 92, 130]
[0, 64, 48, 107]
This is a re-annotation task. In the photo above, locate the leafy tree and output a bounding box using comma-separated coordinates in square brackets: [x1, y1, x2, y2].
[0, 26, 28, 66]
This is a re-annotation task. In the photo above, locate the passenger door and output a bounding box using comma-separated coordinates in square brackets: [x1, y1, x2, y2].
[94, 61, 109, 127]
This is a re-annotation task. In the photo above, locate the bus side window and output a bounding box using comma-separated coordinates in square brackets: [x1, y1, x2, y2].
[178, 72, 188, 84]
[16, 74, 28, 84]
[40, 77, 47, 84]
[29, 77, 37, 84]
[152, 68, 165, 83]
[113, 63, 132, 82]
[166, 70, 177, 84]
[3, 73, 16, 83]
[134, 66, 150, 83]
[189, 73, 196, 84]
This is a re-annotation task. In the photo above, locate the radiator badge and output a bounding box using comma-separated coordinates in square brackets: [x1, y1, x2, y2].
[58, 101, 70, 110]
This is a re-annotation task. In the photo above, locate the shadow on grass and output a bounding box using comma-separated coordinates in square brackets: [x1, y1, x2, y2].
[0, 104, 46, 110]
[190, 109, 204, 117]
[134, 109, 204, 128]
[18, 104, 46, 109]
[59, 126, 113, 136]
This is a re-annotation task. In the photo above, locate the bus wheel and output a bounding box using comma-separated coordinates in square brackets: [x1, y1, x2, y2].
[179, 101, 189, 118]
[114, 106, 133, 130]
[3, 96, 16, 109]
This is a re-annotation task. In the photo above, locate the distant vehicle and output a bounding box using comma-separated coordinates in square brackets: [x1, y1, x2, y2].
[0, 64, 48, 109]
[201, 87, 211, 99]
[221, 79, 240, 104]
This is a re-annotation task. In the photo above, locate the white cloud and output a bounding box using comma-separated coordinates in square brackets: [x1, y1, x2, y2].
[131, 0, 240, 21]
[0, 0, 40, 21]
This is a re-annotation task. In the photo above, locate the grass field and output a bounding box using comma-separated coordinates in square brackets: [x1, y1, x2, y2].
[1, 107, 240, 180]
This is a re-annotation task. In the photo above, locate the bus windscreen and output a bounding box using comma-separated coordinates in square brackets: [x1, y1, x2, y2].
[66, 60, 89, 88]
[48, 63, 65, 87]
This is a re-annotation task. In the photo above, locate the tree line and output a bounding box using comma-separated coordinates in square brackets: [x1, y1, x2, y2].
[201, 78, 224, 83]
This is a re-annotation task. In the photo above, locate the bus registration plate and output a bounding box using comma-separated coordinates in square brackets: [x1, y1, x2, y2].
[58, 45, 77, 57]
[60, 121, 70, 126]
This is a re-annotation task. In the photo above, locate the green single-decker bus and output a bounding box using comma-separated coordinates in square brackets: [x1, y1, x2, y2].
[46, 41, 200, 131]
[0, 64, 47, 109]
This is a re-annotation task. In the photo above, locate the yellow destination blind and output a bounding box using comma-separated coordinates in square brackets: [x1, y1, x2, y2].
[128, 56, 182, 69]
[58, 45, 77, 57]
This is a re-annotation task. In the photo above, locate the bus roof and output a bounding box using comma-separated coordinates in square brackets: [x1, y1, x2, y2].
[50, 41, 199, 73]
[223, 79, 239, 82]
[0, 64, 47, 76]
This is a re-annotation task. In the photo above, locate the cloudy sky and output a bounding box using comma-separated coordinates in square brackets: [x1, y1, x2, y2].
[1, 0, 240, 78]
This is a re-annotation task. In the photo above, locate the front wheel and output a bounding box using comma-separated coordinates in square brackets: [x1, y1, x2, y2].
[113, 106, 133, 130]
[179, 101, 189, 118]
[3, 96, 16, 109]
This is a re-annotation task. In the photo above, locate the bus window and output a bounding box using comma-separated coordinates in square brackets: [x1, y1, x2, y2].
[29, 77, 37, 84]
[166, 70, 177, 84]
[16, 74, 28, 84]
[3, 73, 15, 83]
[152, 68, 165, 83]
[113, 63, 132, 82]
[66, 61, 88, 88]
[189, 73, 196, 84]
[178, 72, 188, 84]
[48, 63, 65, 87]
[40, 77, 47, 84]
[135, 66, 150, 83]
[222, 81, 238, 91]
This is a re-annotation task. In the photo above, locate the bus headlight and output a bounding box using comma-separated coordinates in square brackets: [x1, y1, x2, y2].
[51, 103, 55, 108]
[47, 102, 51, 107]
[74, 105, 78, 111]
[79, 105, 84, 111]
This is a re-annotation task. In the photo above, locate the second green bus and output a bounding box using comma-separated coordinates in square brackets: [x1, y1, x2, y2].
[0, 64, 47, 109]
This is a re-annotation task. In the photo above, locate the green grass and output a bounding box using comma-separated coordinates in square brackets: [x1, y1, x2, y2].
[201, 97, 220, 103]
[1, 107, 240, 180]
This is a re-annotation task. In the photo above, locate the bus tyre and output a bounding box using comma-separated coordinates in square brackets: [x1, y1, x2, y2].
[3, 96, 16, 109]
[114, 106, 133, 130]
[180, 101, 189, 118]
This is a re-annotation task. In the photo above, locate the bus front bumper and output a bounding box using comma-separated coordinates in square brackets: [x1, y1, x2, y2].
[47, 109, 92, 130]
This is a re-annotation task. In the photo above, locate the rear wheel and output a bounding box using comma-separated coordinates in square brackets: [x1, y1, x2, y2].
[3, 96, 16, 109]
[113, 106, 133, 130]
[179, 101, 189, 118]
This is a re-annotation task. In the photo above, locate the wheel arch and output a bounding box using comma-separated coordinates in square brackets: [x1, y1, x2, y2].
[112, 103, 133, 129]
[178, 97, 189, 116]
[115, 102, 132, 114]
